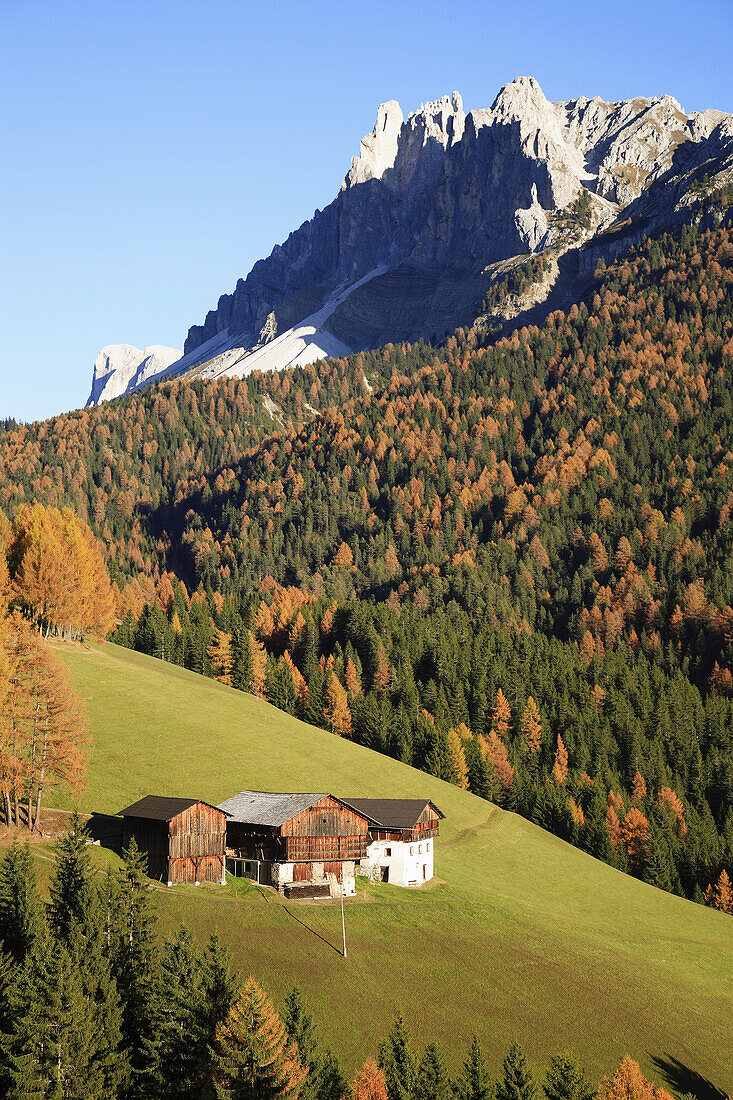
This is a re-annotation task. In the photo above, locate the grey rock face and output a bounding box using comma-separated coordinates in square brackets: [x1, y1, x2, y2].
[88, 76, 733, 404]
[182, 76, 732, 358]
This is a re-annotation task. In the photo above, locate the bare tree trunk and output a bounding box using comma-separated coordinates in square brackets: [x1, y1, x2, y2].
[33, 719, 49, 833]
[27, 695, 40, 830]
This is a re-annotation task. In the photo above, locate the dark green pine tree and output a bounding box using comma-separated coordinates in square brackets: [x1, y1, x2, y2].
[543, 1053, 595, 1100]
[231, 625, 254, 693]
[110, 838, 160, 1100]
[48, 813, 96, 946]
[200, 932, 240, 1066]
[495, 1043, 538, 1100]
[314, 1050, 349, 1100]
[146, 925, 205, 1100]
[10, 939, 111, 1100]
[414, 1042, 452, 1100]
[0, 841, 44, 964]
[455, 1035, 492, 1100]
[425, 727, 457, 784]
[49, 821, 127, 1098]
[283, 985, 319, 1098]
[378, 1015, 417, 1100]
[0, 948, 18, 1096]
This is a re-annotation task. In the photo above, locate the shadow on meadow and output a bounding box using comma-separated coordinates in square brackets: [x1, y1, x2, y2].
[650, 1055, 728, 1100]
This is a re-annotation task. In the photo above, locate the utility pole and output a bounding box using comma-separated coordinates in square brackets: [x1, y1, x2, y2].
[340, 866, 347, 958]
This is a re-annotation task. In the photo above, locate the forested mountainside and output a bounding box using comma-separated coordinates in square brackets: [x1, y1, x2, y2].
[2, 210, 733, 905]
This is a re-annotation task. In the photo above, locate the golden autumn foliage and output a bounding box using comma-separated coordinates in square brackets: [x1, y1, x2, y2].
[598, 1057, 673, 1100]
[213, 976, 308, 1099]
[345, 657, 361, 696]
[520, 696, 542, 755]
[630, 770, 647, 805]
[208, 628, 233, 687]
[605, 804, 622, 852]
[703, 869, 733, 914]
[552, 734, 569, 784]
[620, 807, 650, 870]
[486, 729, 515, 792]
[332, 541, 354, 568]
[349, 1059, 389, 1100]
[249, 630, 267, 698]
[324, 672, 352, 737]
[1, 612, 87, 828]
[447, 726, 470, 789]
[491, 689, 512, 741]
[9, 502, 115, 639]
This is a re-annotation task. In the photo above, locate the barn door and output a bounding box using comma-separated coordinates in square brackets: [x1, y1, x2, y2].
[293, 863, 311, 882]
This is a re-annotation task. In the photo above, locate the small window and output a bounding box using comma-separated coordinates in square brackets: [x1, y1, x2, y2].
[418, 845, 422, 854]
[410, 846, 414, 856]
[384, 847, 392, 857]
[426, 841, 431, 852]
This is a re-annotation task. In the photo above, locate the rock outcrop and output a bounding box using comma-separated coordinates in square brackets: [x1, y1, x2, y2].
[88, 76, 733, 404]
[87, 344, 182, 406]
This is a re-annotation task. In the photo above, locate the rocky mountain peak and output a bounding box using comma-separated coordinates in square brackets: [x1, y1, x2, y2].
[89, 77, 733, 405]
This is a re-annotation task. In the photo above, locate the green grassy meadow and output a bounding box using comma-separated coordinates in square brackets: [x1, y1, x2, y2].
[54, 641, 732, 1093]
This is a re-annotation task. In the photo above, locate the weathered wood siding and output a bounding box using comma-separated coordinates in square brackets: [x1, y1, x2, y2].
[280, 797, 369, 838]
[124, 802, 227, 885]
[369, 805, 441, 843]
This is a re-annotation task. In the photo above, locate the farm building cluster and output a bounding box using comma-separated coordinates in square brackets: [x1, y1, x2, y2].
[118, 790, 443, 897]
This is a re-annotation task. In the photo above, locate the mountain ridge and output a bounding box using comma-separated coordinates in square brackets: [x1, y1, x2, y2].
[86, 76, 733, 405]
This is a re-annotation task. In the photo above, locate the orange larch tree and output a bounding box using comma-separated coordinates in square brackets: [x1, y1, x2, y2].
[598, 1057, 673, 1100]
[552, 734, 569, 784]
[520, 696, 542, 755]
[323, 673, 352, 737]
[350, 1058, 389, 1100]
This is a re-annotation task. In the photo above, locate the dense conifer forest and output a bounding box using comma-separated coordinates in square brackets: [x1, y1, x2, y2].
[1, 210, 733, 908]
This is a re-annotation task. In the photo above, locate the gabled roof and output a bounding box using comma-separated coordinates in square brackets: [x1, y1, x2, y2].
[339, 798, 444, 829]
[218, 790, 331, 827]
[118, 795, 229, 822]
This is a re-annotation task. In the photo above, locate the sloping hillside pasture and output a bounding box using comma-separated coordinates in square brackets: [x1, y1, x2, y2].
[48, 641, 732, 1093]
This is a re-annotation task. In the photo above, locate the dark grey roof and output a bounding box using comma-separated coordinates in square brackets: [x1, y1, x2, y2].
[218, 790, 330, 827]
[118, 795, 229, 821]
[339, 798, 444, 829]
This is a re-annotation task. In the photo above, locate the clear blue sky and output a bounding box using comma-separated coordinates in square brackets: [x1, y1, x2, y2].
[2, 0, 732, 422]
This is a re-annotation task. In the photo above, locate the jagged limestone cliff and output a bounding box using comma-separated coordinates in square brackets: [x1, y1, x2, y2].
[87, 76, 733, 404]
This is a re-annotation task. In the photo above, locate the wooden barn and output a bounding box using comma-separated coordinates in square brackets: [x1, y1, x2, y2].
[118, 796, 229, 886]
[341, 798, 444, 887]
[218, 790, 370, 898]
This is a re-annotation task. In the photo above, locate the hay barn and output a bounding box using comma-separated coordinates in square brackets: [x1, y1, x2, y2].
[218, 790, 370, 898]
[118, 795, 229, 886]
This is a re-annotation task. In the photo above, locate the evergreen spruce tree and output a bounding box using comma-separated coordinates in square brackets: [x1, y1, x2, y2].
[0, 841, 43, 963]
[0, 948, 17, 1096]
[48, 812, 95, 946]
[315, 1050, 349, 1100]
[283, 985, 320, 1099]
[231, 625, 254, 693]
[378, 1015, 417, 1100]
[10, 939, 111, 1100]
[495, 1043, 537, 1100]
[543, 1053, 595, 1100]
[200, 932, 240, 1064]
[414, 1042, 452, 1100]
[455, 1035, 492, 1100]
[146, 925, 205, 1100]
[110, 838, 160, 1100]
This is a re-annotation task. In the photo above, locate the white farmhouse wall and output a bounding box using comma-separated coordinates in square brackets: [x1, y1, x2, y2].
[361, 838, 434, 887]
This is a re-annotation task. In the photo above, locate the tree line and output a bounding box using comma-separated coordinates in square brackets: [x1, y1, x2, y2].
[0, 817, 684, 1099]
